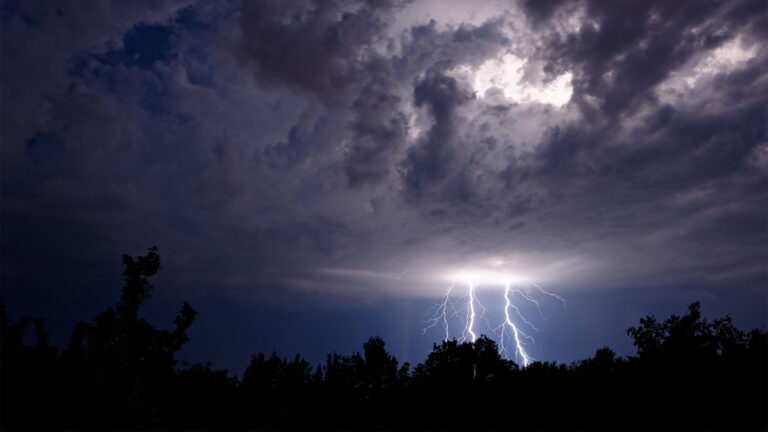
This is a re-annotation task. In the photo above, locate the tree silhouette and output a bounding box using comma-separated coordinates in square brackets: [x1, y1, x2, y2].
[1, 301, 58, 428]
[2, 251, 766, 430]
[627, 301, 746, 361]
[55, 247, 196, 429]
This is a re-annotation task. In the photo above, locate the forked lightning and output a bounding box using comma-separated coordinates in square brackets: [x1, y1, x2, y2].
[423, 276, 565, 368]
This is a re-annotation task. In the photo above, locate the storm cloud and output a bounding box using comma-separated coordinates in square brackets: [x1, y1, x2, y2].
[2, 0, 765, 370]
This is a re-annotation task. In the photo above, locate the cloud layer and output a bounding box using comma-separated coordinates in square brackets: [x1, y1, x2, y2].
[2, 0, 765, 314]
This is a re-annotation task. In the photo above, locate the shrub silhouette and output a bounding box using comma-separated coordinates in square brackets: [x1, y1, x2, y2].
[1, 248, 766, 430]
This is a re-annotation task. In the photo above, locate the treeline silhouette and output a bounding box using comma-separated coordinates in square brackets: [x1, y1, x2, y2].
[2, 248, 766, 430]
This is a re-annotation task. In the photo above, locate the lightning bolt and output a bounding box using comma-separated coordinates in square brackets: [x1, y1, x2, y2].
[458, 280, 490, 344]
[504, 290, 540, 333]
[423, 275, 564, 369]
[527, 281, 567, 310]
[512, 286, 545, 318]
[465, 281, 477, 343]
[422, 280, 455, 341]
[499, 283, 534, 367]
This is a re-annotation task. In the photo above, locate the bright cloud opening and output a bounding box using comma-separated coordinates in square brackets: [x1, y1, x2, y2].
[658, 35, 758, 104]
[462, 54, 573, 107]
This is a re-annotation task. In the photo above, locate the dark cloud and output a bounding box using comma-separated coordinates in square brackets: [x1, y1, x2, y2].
[520, 0, 567, 27]
[402, 63, 472, 197]
[344, 58, 409, 186]
[343, 17, 510, 188]
[236, 0, 404, 105]
[195, 138, 246, 207]
[394, 18, 509, 77]
[499, 0, 767, 231]
[262, 105, 329, 169]
[533, 0, 765, 121]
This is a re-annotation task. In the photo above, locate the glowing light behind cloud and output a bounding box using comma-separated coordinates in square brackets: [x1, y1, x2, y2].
[310, 248, 600, 301]
[461, 54, 573, 106]
[444, 268, 528, 287]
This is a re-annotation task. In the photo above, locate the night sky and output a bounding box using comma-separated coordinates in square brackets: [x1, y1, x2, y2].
[2, 0, 766, 375]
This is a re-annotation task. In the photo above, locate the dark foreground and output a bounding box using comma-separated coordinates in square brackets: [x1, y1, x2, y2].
[2, 248, 766, 430]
